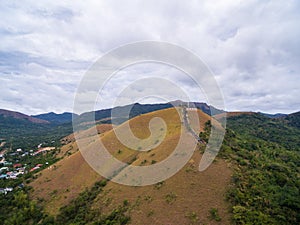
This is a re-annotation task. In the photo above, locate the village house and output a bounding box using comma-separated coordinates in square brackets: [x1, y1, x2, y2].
[32, 147, 55, 156]
[29, 167, 40, 172]
[0, 187, 13, 195]
[17, 167, 26, 173]
[13, 163, 22, 169]
[0, 174, 7, 179]
[21, 152, 29, 157]
[0, 166, 8, 172]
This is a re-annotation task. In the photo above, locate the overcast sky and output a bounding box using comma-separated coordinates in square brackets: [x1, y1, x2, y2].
[0, 0, 299, 115]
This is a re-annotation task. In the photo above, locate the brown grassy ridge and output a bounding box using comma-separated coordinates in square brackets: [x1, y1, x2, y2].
[30, 107, 233, 224]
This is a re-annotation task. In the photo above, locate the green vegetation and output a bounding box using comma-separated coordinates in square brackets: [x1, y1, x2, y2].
[144, 195, 152, 202]
[199, 120, 211, 143]
[283, 111, 300, 129]
[226, 113, 300, 150]
[209, 208, 221, 222]
[0, 187, 43, 225]
[165, 192, 177, 204]
[222, 114, 300, 224]
[54, 179, 130, 225]
[0, 179, 131, 225]
[185, 211, 199, 224]
[0, 114, 73, 151]
[147, 210, 154, 217]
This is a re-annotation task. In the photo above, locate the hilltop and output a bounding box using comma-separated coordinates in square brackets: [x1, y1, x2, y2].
[29, 107, 233, 224]
[0, 109, 49, 124]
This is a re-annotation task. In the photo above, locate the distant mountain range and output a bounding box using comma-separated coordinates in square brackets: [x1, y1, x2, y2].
[31, 101, 225, 125]
[32, 112, 78, 125]
[1, 102, 298, 181]
[258, 112, 287, 118]
[0, 101, 298, 126]
[9, 101, 219, 126]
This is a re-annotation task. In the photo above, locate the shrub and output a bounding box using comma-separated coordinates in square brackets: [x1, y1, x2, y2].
[209, 208, 221, 222]
[165, 192, 177, 204]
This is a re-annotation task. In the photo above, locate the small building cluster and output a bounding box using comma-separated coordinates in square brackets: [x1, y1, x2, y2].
[0, 142, 55, 195]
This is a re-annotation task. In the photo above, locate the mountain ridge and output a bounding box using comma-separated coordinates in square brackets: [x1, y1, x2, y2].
[2, 102, 299, 124]
[0, 109, 49, 124]
[32, 112, 78, 124]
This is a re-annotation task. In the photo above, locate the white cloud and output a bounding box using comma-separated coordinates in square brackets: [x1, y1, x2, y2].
[0, 0, 299, 114]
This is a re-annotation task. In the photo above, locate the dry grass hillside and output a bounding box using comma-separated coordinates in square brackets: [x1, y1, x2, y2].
[30, 107, 233, 224]
[30, 124, 113, 214]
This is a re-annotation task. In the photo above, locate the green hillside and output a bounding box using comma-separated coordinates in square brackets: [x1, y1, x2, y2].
[0, 114, 72, 150]
[222, 113, 300, 224]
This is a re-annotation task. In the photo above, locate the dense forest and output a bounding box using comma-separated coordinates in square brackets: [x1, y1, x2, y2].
[222, 113, 300, 224]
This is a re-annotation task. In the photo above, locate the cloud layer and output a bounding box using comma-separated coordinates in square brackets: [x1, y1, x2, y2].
[0, 0, 299, 114]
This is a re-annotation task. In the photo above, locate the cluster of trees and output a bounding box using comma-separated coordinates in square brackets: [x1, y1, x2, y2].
[0, 188, 43, 225]
[221, 114, 300, 224]
[49, 179, 130, 225]
[1, 179, 130, 225]
[199, 120, 211, 143]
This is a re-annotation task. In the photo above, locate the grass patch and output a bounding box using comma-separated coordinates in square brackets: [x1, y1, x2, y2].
[165, 192, 177, 204]
[185, 211, 199, 224]
[209, 208, 221, 222]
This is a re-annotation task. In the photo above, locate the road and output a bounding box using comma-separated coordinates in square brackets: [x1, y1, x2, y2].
[182, 107, 202, 143]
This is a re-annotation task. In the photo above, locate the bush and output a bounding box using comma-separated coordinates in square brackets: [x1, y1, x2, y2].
[209, 208, 221, 222]
[165, 192, 177, 204]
